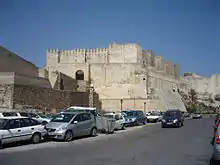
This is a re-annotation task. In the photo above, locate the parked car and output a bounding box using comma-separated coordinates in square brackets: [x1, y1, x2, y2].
[161, 109, 184, 128]
[147, 111, 163, 123]
[185, 112, 191, 118]
[192, 112, 202, 119]
[17, 112, 51, 124]
[211, 124, 220, 165]
[123, 110, 147, 126]
[0, 116, 47, 149]
[45, 112, 97, 141]
[103, 112, 125, 130]
[65, 106, 115, 134]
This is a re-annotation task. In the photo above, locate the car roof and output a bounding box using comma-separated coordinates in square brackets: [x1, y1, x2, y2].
[61, 112, 85, 115]
[166, 109, 180, 112]
[0, 116, 29, 119]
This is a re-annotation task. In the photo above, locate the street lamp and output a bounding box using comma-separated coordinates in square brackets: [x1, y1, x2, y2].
[120, 98, 123, 112]
[144, 102, 146, 113]
[89, 83, 94, 107]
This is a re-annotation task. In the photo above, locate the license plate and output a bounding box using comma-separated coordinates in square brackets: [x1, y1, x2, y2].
[167, 123, 172, 125]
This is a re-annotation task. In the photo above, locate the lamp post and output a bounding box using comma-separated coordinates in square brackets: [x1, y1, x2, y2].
[89, 83, 94, 107]
[143, 59, 149, 114]
[144, 102, 146, 113]
[120, 98, 123, 112]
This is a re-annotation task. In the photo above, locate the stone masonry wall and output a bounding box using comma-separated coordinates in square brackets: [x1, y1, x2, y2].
[0, 84, 13, 108]
[13, 84, 90, 111]
[101, 99, 164, 111]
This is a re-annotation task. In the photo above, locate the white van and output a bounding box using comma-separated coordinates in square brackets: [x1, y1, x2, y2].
[103, 112, 125, 130]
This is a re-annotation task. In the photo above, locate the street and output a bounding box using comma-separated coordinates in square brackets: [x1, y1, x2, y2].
[0, 117, 214, 165]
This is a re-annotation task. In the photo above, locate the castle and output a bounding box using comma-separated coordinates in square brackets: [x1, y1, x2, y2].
[1, 42, 219, 112]
[44, 42, 187, 111]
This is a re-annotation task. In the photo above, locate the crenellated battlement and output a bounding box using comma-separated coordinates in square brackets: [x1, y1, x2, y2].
[47, 48, 109, 55]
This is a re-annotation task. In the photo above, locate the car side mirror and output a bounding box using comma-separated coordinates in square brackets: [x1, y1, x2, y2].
[73, 121, 78, 124]
[41, 121, 48, 125]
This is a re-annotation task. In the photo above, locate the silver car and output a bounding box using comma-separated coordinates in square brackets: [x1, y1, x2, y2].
[0, 116, 47, 149]
[45, 112, 97, 141]
[211, 125, 220, 165]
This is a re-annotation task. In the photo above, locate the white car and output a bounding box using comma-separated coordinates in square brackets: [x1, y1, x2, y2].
[17, 112, 51, 124]
[104, 112, 125, 130]
[0, 116, 47, 149]
[147, 112, 163, 123]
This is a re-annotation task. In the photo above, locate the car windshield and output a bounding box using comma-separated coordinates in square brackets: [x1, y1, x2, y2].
[0, 119, 8, 129]
[164, 111, 179, 117]
[104, 114, 114, 118]
[65, 109, 97, 117]
[126, 111, 138, 116]
[51, 113, 75, 123]
[150, 112, 160, 116]
[38, 113, 48, 118]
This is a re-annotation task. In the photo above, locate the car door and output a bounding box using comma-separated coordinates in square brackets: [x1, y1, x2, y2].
[81, 113, 93, 135]
[115, 114, 124, 129]
[70, 114, 84, 137]
[137, 112, 143, 124]
[19, 118, 35, 141]
[2, 119, 21, 144]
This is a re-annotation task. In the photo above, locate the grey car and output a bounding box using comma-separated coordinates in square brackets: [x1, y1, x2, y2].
[45, 112, 97, 141]
[211, 125, 220, 165]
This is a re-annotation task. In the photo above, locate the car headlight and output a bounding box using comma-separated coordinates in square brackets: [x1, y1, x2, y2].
[162, 119, 166, 122]
[56, 126, 67, 132]
[173, 119, 178, 123]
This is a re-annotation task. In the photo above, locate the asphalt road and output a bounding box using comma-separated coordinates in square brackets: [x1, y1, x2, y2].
[0, 118, 214, 165]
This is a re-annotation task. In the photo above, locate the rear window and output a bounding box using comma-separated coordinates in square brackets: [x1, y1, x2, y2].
[2, 112, 18, 117]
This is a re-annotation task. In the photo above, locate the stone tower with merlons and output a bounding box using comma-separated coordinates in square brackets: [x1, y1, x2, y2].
[46, 42, 184, 111]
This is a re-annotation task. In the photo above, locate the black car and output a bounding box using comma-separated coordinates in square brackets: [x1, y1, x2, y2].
[161, 110, 184, 128]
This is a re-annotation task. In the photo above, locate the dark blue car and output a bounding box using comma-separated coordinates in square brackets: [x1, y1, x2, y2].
[122, 110, 147, 126]
[161, 110, 184, 128]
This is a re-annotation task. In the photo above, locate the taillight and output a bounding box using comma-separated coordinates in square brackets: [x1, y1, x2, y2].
[216, 133, 220, 144]
[216, 120, 220, 127]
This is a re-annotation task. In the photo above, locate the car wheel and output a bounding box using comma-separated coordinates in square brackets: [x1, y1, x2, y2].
[43, 134, 49, 141]
[90, 127, 98, 137]
[210, 157, 218, 165]
[161, 124, 165, 128]
[0, 140, 2, 149]
[64, 130, 74, 142]
[32, 133, 41, 144]
[143, 120, 146, 125]
[121, 124, 125, 130]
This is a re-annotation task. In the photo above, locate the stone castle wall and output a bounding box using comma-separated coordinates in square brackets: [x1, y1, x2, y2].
[0, 84, 102, 111]
[13, 84, 90, 111]
[0, 84, 14, 109]
[0, 46, 38, 77]
[0, 72, 51, 88]
[45, 42, 183, 111]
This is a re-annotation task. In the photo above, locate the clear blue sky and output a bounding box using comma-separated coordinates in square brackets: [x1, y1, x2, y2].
[0, 0, 219, 76]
